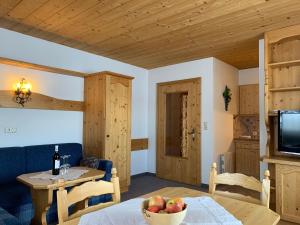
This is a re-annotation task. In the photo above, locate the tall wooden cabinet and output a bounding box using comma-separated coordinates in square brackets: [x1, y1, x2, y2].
[83, 71, 133, 192]
[263, 24, 300, 223]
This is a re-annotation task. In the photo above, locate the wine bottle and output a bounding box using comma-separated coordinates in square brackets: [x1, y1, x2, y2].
[52, 145, 60, 175]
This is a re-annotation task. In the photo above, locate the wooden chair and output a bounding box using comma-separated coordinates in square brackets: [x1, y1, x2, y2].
[57, 168, 120, 225]
[209, 162, 271, 208]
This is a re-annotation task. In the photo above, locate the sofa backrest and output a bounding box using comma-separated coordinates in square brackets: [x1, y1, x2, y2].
[25, 143, 83, 173]
[0, 147, 26, 184]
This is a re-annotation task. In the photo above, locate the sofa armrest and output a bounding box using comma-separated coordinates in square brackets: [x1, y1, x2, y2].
[0, 207, 21, 225]
[98, 159, 113, 181]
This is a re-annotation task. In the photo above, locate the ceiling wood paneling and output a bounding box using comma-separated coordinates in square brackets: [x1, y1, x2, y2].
[1, 0, 300, 69]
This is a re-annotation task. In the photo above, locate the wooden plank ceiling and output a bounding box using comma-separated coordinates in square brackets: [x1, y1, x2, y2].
[1, 0, 300, 69]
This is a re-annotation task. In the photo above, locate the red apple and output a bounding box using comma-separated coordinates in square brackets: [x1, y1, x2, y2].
[172, 198, 184, 208]
[165, 199, 183, 213]
[147, 205, 161, 213]
[148, 195, 166, 210]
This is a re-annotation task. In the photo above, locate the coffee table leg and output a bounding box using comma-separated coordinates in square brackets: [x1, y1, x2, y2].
[31, 189, 53, 225]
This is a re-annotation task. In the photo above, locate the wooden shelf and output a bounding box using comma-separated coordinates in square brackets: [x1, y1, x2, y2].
[268, 113, 278, 117]
[131, 138, 149, 151]
[263, 155, 300, 167]
[0, 90, 83, 111]
[0, 57, 86, 77]
[268, 59, 300, 67]
[269, 86, 300, 92]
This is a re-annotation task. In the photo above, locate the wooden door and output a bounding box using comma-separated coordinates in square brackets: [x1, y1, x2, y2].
[239, 84, 259, 115]
[157, 78, 201, 185]
[276, 164, 300, 223]
[105, 75, 132, 192]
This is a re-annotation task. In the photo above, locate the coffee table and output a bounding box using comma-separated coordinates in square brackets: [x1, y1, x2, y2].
[17, 167, 105, 225]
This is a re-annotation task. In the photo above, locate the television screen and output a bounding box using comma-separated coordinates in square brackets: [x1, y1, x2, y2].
[279, 111, 300, 154]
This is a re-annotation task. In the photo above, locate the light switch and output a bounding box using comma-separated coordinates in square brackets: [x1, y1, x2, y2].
[203, 122, 208, 130]
[4, 128, 17, 134]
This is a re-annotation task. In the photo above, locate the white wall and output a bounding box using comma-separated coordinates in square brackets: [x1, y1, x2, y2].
[0, 28, 148, 175]
[0, 65, 84, 146]
[239, 68, 259, 85]
[148, 58, 239, 184]
[213, 59, 239, 168]
[259, 39, 268, 179]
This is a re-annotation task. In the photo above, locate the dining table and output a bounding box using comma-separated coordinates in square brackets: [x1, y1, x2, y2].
[17, 167, 105, 225]
[80, 186, 280, 225]
[142, 187, 280, 225]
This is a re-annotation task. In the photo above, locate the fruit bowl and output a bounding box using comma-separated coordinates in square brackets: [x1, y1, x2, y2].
[142, 198, 187, 225]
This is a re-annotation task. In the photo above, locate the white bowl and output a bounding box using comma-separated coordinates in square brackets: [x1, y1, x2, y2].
[142, 199, 187, 225]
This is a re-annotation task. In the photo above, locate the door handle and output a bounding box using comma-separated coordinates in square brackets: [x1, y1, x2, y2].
[188, 128, 195, 141]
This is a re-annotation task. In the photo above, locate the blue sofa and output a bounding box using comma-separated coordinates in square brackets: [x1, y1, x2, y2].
[0, 143, 112, 225]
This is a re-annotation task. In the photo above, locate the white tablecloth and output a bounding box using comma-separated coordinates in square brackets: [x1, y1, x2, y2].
[79, 197, 243, 225]
[29, 168, 89, 181]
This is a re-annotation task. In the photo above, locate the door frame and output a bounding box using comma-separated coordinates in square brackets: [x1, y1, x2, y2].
[156, 77, 201, 185]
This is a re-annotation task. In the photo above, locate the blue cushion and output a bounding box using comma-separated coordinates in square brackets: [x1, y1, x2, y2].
[25, 143, 83, 173]
[0, 182, 32, 225]
[0, 147, 26, 184]
[0, 207, 21, 225]
[0, 182, 31, 212]
[98, 159, 113, 181]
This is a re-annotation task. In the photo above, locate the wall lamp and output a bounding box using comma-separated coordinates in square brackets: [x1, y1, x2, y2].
[14, 78, 32, 107]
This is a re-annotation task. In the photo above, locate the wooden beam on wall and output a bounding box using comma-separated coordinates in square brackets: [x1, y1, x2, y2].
[131, 138, 148, 151]
[0, 90, 84, 111]
[0, 57, 86, 78]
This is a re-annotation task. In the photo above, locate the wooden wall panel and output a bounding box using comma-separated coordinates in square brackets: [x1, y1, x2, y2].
[2, 1, 300, 69]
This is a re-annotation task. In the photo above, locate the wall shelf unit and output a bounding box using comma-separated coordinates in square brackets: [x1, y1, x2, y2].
[264, 24, 300, 223]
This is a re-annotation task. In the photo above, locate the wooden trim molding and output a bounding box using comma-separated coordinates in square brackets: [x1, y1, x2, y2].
[0, 57, 86, 77]
[131, 138, 148, 151]
[87, 71, 134, 80]
[0, 90, 83, 111]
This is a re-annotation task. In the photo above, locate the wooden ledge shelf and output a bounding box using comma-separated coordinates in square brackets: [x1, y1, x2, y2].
[131, 138, 148, 151]
[268, 59, 300, 68]
[269, 86, 300, 92]
[0, 57, 86, 77]
[0, 90, 83, 111]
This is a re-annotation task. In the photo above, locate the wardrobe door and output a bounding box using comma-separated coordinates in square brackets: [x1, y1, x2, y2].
[105, 75, 132, 192]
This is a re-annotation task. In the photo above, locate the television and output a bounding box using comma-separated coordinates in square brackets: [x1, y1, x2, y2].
[278, 110, 300, 155]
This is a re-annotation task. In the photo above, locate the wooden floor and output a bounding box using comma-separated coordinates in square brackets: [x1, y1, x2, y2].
[122, 173, 298, 225]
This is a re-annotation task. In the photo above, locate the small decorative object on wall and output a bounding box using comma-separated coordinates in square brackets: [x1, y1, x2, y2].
[222, 85, 232, 111]
[14, 78, 32, 107]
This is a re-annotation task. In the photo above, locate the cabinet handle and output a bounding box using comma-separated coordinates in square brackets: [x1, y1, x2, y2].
[106, 135, 110, 138]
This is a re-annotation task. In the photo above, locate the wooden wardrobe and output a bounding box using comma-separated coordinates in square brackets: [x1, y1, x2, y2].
[83, 71, 133, 192]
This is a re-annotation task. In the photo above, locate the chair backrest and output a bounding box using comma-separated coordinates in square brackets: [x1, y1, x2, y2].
[57, 168, 120, 225]
[209, 162, 270, 208]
